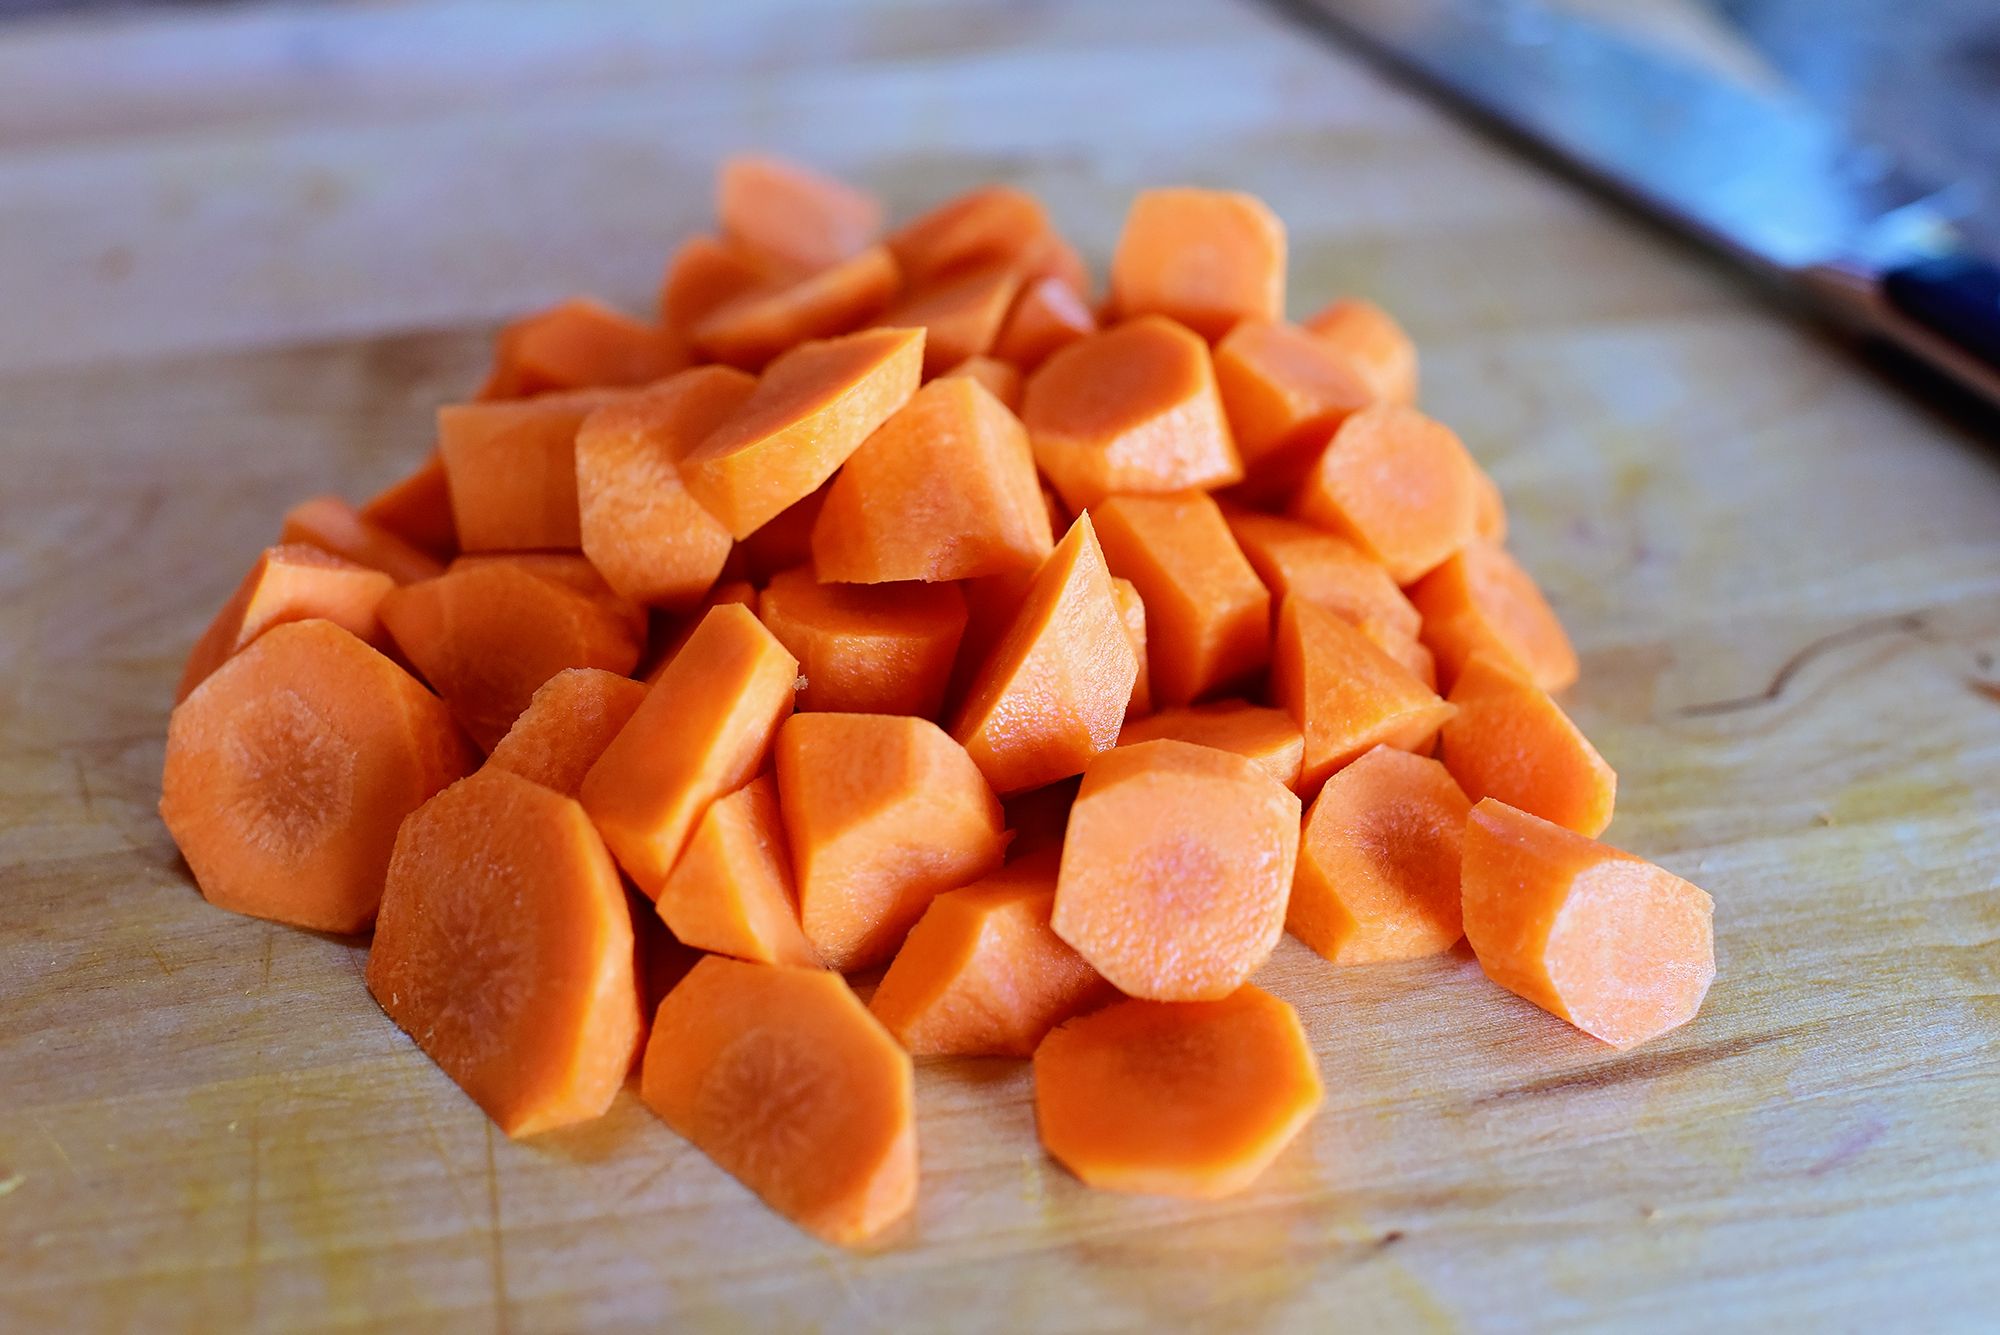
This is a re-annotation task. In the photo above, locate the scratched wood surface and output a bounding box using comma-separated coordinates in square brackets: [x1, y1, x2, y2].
[1, 1, 1997, 1330]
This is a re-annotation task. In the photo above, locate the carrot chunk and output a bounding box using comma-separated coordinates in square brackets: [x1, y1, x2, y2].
[759, 567, 968, 717]
[647, 577, 759, 680]
[992, 276, 1097, 372]
[640, 957, 915, 1246]
[1440, 653, 1614, 836]
[1111, 576, 1151, 719]
[580, 603, 797, 895]
[1212, 320, 1374, 497]
[692, 245, 901, 371]
[1471, 464, 1509, 542]
[1022, 315, 1242, 511]
[680, 326, 924, 538]
[951, 514, 1138, 796]
[1358, 615, 1439, 693]
[1092, 491, 1270, 707]
[1462, 799, 1715, 1049]
[1118, 701, 1303, 791]
[438, 388, 627, 552]
[887, 183, 1084, 291]
[1033, 985, 1321, 1198]
[575, 366, 754, 609]
[479, 297, 684, 399]
[1052, 739, 1300, 1001]
[941, 564, 1036, 715]
[659, 234, 795, 333]
[1301, 298, 1418, 405]
[1109, 188, 1285, 339]
[812, 376, 1052, 584]
[1409, 539, 1579, 692]
[176, 544, 394, 703]
[485, 667, 647, 798]
[444, 552, 647, 644]
[939, 354, 1023, 411]
[1224, 508, 1420, 641]
[160, 620, 474, 933]
[281, 495, 445, 586]
[1292, 404, 1479, 584]
[656, 774, 818, 968]
[777, 712, 1007, 971]
[359, 453, 456, 560]
[1289, 745, 1470, 964]
[873, 262, 1023, 375]
[718, 155, 884, 273]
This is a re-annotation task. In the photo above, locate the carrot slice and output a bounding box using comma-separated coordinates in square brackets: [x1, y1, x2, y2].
[1358, 615, 1439, 693]
[1462, 799, 1715, 1049]
[639, 956, 915, 1246]
[1033, 985, 1321, 1198]
[1052, 739, 1300, 1000]
[692, 245, 901, 371]
[1092, 491, 1270, 707]
[951, 514, 1138, 796]
[1212, 320, 1374, 497]
[1022, 315, 1242, 511]
[718, 154, 884, 273]
[445, 552, 647, 644]
[1223, 508, 1420, 641]
[1409, 539, 1579, 692]
[656, 774, 818, 968]
[734, 483, 830, 584]
[1118, 701, 1303, 791]
[941, 564, 1036, 716]
[1289, 745, 1470, 964]
[1302, 297, 1417, 405]
[870, 853, 1111, 1057]
[811, 376, 1052, 584]
[873, 262, 1023, 376]
[659, 233, 795, 333]
[1292, 404, 1480, 585]
[160, 620, 474, 933]
[1471, 464, 1509, 542]
[485, 667, 647, 799]
[1111, 576, 1151, 720]
[680, 326, 924, 538]
[992, 275, 1097, 372]
[887, 184, 1085, 291]
[438, 388, 627, 552]
[939, 353, 1024, 411]
[759, 567, 968, 717]
[1440, 653, 1614, 836]
[280, 495, 445, 585]
[359, 453, 457, 560]
[176, 544, 394, 703]
[777, 712, 1007, 971]
[580, 603, 797, 895]
[366, 768, 639, 1136]
[1271, 594, 1455, 799]
[478, 297, 684, 399]
[646, 577, 759, 680]
[575, 365, 754, 609]
[1109, 188, 1285, 339]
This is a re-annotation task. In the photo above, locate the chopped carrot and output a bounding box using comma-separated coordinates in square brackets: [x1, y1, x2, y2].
[873, 262, 1023, 375]
[1092, 491, 1270, 707]
[646, 578, 758, 681]
[1118, 701, 1303, 791]
[1223, 508, 1420, 642]
[445, 552, 647, 643]
[281, 495, 446, 585]
[639, 956, 915, 1246]
[1292, 404, 1479, 585]
[1301, 298, 1418, 405]
[367, 768, 639, 1136]
[485, 667, 647, 798]
[1471, 463, 1508, 542]
[692, 245, 901, 371]
[1357, 615, 1439, 693]
[951, 514, 1138, 796]
[870, 853, 1111, 1057]
[759, 567, 968, 717]
[1033, 985, 1321, 1198]
[939, 354, 1023, 411]
[1440, 653, 1614, 836]
[733, 483, 830, 584]
[656, 774, 818, 968]
[887, 183, 1084, 291]
[1110, 576, 1151, 719]
[942, 564, 1037, 715]
[1052, 739, 1300, 1000]
[1409, 539, 1578, 692]
[1022, 315, 1242, 511]
[992, 276, 1096, 372]
[680, 326, 924, 538]
[580, 603, 797, 894]
[160, 620, 474, 933]
[478, 297, 684, 399]
[777, 712, 1007, 971]
[176, 544, 394, 703]
[1109, 188, 1285, 339]
[1462, 799, 1714, 1049]
[718, 154, 884, 273]
[1212, 320, 1374, 498]
[659, 234, 795, 333]
[1289, 745, 1470, 963]
[812, 376, 1052, 584]
[575, 365, 754, 609]
[438, 388, 627, 552]
[359, 453, 457, 560]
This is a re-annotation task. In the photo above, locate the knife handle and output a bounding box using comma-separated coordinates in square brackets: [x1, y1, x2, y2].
[1882, 255, 2000, 373]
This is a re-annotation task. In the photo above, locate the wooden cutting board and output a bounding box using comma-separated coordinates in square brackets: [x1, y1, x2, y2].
[2, 1, 1996, 1329]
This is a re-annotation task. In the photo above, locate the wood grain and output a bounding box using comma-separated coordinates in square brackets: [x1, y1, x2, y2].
[1, 1, 1997, 1330]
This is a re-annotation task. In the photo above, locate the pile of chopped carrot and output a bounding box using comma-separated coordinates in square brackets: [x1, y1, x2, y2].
[159, 156, 1716, 1247]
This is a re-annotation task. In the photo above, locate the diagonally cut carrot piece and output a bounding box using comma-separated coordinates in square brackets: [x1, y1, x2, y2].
[1213, 320, 1374, 499]
[718, 155, 884, 273]
[439, 388, 629, 552]
[1117, 700, 1303, 791]
[176, 544, 394, 703]
[1223, 508, 1420, 641]
[445, 552, 647, 644]
[1110, 188, 1286, 339]
[1440, 652, 1613, 836]
[692, 245, 901, 371]
[873, 262, 1023, 376]
[647, 578, 759, 681]
[281, 495, 445, 586]
[1409, 539, 1578, 693]
[478, 297, 685, 400]
[1292, 404, 1479, 585]
[759, 567, 968, 718]
[360, 453, 456, 560]
[993, 275, 1097, 372]
[1302, 297, 1418, 405]
[887, 184, 1085, 291]
[659, 234, 797, 333]
[485, 667, 647, 799]
[939, 354, 1023, 411]
[656, 774, 818, 968]
[1111, 576, 1151, 720]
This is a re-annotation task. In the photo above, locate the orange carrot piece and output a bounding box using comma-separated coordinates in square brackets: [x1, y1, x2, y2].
[160, 620, 474, 933]
[1092, 491, 1270, 707]
[733, 483, 830, 584]
[759, 567, 968, 717]
[777, 712, 1007, 971]
[575, 366, 754, 608]
[874, 262, 1023, 376]
[1463, 799, 1715, 1049]
[951, 514, 1138, 796]
[718, 154, 884, 273]
[1022, 315, 1242, 512]
[485, 666, 647, 799]
[939, 354, 1023, 411]
[640, 957, 915, 1246]
[1212, 320, 1374, 496]
[360, 453, 457, 560]
[692, 245, 901, 371]
[1271, 595, 1455, 799]
[811, 376, 1052, 584]
[479, 297, 685, 399]
[1292, 404, 1480, 585]
[1358, 615, 1439, 693]
[367, 768, 639, 1136]
[1289, 745, 1470, 964]
[1111, 576, 1151, 720]
[1302, 297, 1418, 405]
[1033, 985, 1321, 1199]
[176, 544, 394, 703]
[1052, 739, 1300, 1000]
[1471, 464, 1509, 542]
[437, 388, 627, 553]
[646, 578, 759, 680]
[445, 552, 647, 643]
[1440, 653, 1614, 836]
[581, 603, 797, 894]
[656, 774, 818, 968]
[659, 234, 795, 333]
[1109, 188, 1285, 339]
[870, 854, 1111, 1057]
[680, 326, 924, 538]
[992, 276, 1097, 372]
[1409, 539, 1579, 693]
[887, 184, 1084, 291]
[1118, 701, 1303, 791]
[281, 495, 446, 585]
[942, 564, 1037, 715]
[1223, 508, 1420, 641]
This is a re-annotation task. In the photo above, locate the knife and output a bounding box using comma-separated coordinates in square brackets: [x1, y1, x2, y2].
[1276, 0, 2000, 407]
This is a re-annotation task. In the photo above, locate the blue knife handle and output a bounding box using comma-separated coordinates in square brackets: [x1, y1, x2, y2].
[1881, 255, 2000, 373]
